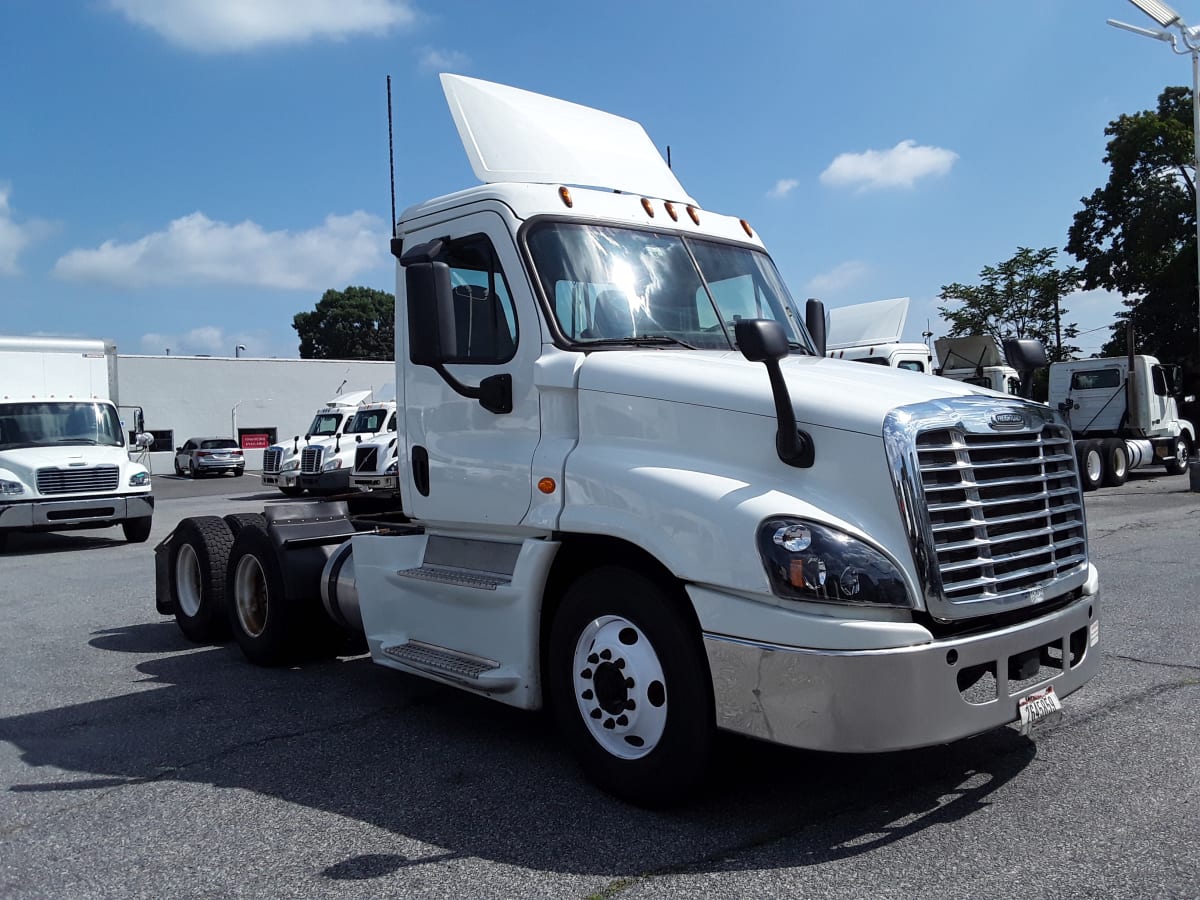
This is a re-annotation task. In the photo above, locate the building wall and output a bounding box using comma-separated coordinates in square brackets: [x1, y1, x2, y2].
[117, 355, 396, 474]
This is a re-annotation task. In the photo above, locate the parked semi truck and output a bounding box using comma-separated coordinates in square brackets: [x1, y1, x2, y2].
[825, 297, 934, 373]
[0, 335, 153, 552]
[154, 75, 1100, 805]
[297, 400, 396, 495]
[260, 390, 374, 496]
[348, 425, 400, 498]
[936, 335, 1023, 396]
[1049, 351, 1194, 490]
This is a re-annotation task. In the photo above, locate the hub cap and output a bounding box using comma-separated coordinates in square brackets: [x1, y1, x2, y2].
[572, 615, 667, 760]
[233, 554, 269, 637]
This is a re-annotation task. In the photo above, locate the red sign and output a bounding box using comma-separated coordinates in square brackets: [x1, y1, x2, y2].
[240, 433, 271, 449]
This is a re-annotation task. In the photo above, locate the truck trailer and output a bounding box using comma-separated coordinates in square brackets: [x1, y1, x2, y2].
[153, 75, 1100, 805]
[1, 335, 153, 552]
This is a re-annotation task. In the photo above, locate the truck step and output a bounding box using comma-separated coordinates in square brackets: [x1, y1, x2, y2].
[380, 640, 518, 691]
[395, 564, 511, 591]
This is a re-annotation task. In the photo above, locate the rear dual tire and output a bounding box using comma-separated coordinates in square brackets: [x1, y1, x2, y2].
[168, 516, 234, 643]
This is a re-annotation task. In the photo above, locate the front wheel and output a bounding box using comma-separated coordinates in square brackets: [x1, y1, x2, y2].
[1164, 436, 1191, 475]
[548, 566, 714, 807]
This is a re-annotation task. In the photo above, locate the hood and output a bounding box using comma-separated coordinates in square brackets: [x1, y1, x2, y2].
[575, 350, 989, 437]
[0, 443, 132, 478]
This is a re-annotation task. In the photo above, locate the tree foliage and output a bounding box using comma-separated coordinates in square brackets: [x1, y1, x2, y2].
[937, 247, 1081, 362]
[293, 286, 395, 360]
[1067, 86, 1198, 363]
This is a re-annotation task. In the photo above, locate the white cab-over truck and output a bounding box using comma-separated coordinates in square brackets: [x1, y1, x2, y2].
[297, 400, 396, 495]
[1049, 351, 1194, 490]
[260, 390, 374, 496]
[1, 335, 153, 552]
[153, 75, 1100, 805]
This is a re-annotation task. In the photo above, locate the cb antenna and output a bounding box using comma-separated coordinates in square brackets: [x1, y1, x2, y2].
[666, 145, 672, 169]
[387, 75, 397, 239]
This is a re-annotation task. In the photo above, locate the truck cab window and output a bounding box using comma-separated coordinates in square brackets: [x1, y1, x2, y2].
[434, 234, 518, 364]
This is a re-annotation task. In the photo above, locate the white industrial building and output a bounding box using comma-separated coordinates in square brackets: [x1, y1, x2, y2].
[116, 354, 394, 474]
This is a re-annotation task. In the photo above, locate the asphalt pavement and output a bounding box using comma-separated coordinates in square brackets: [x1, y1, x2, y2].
[0, 470, 1197, 898]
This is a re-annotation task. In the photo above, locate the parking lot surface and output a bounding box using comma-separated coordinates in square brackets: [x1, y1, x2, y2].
[1, 472, 1198, 898]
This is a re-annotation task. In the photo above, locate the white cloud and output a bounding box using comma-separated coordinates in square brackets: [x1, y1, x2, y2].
[418, 46, 471, 73]
[767, 178, 799, 199]
[0, 184, 53, 275]
[53, 210, 387, 290]
[805, 261, 869, 295]
[139, 328, 290, 358]
[820, 140, 958, 191]
[108, 0, 417, 52]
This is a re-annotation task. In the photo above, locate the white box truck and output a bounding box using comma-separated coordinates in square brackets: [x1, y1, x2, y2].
[153, 75, 1100, 805]
[1049, 352, 1194, 490]
[0, 335, 153, 552]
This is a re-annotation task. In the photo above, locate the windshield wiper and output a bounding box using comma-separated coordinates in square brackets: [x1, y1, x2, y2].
[582, 335, 699, 349]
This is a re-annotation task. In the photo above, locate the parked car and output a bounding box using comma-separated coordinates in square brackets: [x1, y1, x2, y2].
[174, 437, 244, 477]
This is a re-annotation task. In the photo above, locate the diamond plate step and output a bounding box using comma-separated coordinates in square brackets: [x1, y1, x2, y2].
[396, 564, 510, 590]
[381, 640, 499, 680]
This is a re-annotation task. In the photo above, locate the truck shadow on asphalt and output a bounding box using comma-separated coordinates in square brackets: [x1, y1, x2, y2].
[0, 621, 1038, 881]
[0, 531, 135, 556]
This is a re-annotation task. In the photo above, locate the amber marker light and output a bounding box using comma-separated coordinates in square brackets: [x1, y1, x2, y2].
[686, 205, 700, 225]
[664, 201, 678, 221]
[538, 477, 557, 494]
[740, 219, 754, 238]
[640, 197, 655, 217]
[559, 186, 573, 208]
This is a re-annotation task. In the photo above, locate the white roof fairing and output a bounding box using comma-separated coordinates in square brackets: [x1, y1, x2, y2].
[439, 74, 695, 204]
[825, 297, 911, 351]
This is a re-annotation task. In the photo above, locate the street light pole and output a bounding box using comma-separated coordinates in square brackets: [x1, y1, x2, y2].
[1109, 0, 1200, 366]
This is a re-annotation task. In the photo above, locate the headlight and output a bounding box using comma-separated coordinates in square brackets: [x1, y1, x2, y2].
[385, 459, 398, 474]
[128, 472, 151, 487]
[1, 479, 25, 495]
[756, 517, 912, 608]
[322, 459, 343, 472]
[282, 458, 300, 471]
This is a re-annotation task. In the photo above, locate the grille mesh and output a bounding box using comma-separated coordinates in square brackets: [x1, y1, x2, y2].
[300, 445, 323, 474]
[914, 424, 1086, 605]
[37, 465, 120, 494]
[262, 447, 282, 474]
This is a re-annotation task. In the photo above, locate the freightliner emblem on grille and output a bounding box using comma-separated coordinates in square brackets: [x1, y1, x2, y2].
[989, 412, 1026, 430]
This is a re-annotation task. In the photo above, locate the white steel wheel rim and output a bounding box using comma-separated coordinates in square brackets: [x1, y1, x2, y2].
[1177, 439, 1189, 464]
[233, 554, 270, 638]
[175, 543, 202, 618]
[572, 614, 668, 760]
[1113, 447, 1127, 477]
[1086, 449, 1103, 482]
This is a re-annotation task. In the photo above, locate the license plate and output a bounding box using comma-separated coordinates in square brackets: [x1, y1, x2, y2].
[1017, 685, 1063, 735]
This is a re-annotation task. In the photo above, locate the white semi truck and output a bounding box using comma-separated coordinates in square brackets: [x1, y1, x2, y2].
[260, 390, 374, 496]
[825, 297, 934, 373]
[297, 400, 396, 495]
[936, 335, 1023, 396]
[153, 75, 1100, 805]
[0, 335, 153, 552]
[1049, 352, 1194, 490]
[348, 425, 400, 498]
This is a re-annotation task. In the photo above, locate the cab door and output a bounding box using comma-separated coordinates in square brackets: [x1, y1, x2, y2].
[400, 209, 541, 528]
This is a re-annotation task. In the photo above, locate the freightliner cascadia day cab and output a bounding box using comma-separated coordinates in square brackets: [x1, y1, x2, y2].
[1, 335, 153, 552]
[260, 390, 374, 496]
[154, 75, 1101, 806]
[297, 400, 397, 495]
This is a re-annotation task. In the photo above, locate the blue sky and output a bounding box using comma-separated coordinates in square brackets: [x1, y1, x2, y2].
[1, 0, 1193, 359]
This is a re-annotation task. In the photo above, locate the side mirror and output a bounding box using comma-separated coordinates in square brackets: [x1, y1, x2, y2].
[735, 319, 814, 468]
[405, 260, 457, 367]
[736, 318, 790, 362]
[805, 298, 827, 358]
[1002, 338, 1048, 371]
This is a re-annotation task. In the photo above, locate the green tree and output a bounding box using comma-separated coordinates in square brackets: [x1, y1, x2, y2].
[937, 247, 1081, 362]
[1066, 86, 1197, 363]
[293, 286, 395, 360]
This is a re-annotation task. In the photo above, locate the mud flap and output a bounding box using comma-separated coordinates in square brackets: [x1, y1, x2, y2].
[154, 530, 176, 615]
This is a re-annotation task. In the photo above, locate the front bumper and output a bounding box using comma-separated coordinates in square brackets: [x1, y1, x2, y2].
[0, 493, 155, 531]
[349, 473, 398, 491]
[261, 471, 298, 488]
[703, 592, 1100, 753]
[298, 470, 351, 492]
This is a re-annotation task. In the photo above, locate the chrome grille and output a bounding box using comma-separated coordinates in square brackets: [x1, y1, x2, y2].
[262, 447, 283, 474]
[886, 398, 1089, 621]
[300, 445, 323, 474]
[37, 465, 120, 494]
[354, 445, 378, 473]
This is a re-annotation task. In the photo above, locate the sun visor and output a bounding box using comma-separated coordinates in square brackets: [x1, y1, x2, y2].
[826, 297, 910, 350]
[440, 74, 695, 204]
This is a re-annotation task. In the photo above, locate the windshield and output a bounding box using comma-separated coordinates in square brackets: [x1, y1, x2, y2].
[0, 401, 125, 449]
[526, 222, 814, 352]
[306, 413, 343, 437]
[346, 408, 390, 434]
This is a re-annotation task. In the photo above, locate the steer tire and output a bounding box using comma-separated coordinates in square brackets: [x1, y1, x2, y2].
[168, 516, 234, 643]
[225, 524, 308, 667]
[1164, 436, 1191, 476]
[548, 566, 714, 807]
[1077, 440, 1103, 492]
[122, 516, 154, 543]
[1101, 439, 1128, 488]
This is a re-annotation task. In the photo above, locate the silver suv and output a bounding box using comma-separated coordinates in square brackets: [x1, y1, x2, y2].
[174, 437, 244, 477]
